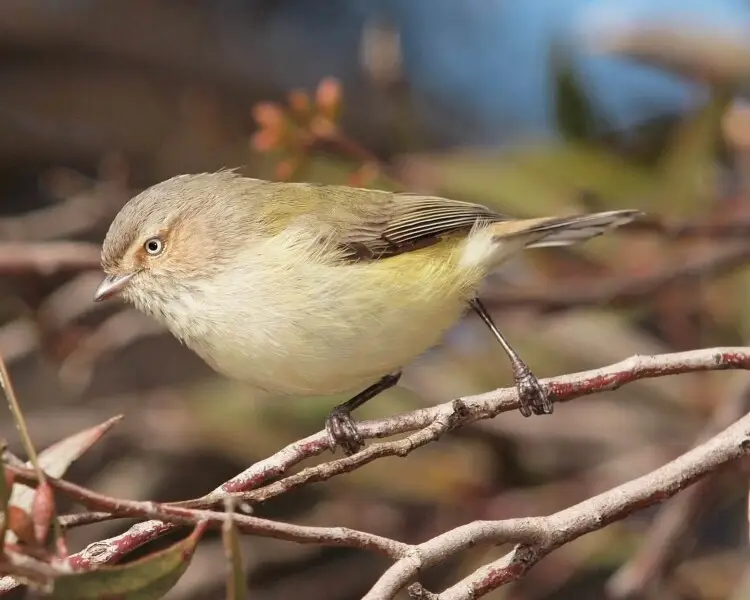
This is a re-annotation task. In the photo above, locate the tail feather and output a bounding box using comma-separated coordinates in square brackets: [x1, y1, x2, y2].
[460, 209, 641, 270]
[513, 209, 641, 249]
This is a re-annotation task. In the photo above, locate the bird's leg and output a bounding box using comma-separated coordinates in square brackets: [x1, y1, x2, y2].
[325, 371, 402, 455]
[469, 298, 552, 417]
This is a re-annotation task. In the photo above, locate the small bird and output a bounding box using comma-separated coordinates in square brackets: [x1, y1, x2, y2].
[94, 171, 640, 454]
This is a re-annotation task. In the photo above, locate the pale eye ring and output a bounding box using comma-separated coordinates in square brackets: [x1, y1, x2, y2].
[144, 237, 164, 256]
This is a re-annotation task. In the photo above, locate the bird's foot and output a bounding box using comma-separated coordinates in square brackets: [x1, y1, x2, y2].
[325, 407, 364, 455]
[514, 364, 552, 417]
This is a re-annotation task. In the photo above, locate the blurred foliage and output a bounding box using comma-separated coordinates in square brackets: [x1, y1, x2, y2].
[553, 49, 603, 142]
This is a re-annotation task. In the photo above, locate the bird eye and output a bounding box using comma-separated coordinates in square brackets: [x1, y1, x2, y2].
[144, 237, 164, 256]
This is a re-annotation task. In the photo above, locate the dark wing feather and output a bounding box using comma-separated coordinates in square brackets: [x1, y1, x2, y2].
[331, 191, 509, 261]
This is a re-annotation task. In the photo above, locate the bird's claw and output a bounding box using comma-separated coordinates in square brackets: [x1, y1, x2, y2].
[325, 407, 364, 455]
[514, 365, 552, 417]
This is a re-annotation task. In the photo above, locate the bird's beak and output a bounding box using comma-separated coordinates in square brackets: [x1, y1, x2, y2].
[93, 273, 134, 302]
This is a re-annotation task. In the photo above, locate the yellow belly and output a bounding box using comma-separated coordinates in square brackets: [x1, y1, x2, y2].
[186, 235, 491, 396]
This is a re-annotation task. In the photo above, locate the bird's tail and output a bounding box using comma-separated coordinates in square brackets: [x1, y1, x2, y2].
[492, 209, 642, 248]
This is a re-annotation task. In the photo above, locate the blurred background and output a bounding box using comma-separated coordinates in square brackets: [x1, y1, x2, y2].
[3, 1, 750, 598]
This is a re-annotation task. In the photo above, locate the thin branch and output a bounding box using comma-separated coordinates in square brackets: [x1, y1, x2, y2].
[49, 347, 750, 575]
[58, 512, 123, 529]
[0, 242, 101, 275]
[6, 362, 750, 599]
[606, 380, 750, 598]
[208, 347, 750, 501]
[369, 409, 750, 599]
[186, 399, 468, 507]
[6, 465, 409, 560]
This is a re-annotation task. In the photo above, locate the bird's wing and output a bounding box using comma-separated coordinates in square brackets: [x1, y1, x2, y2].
[279, 183, 510, 261]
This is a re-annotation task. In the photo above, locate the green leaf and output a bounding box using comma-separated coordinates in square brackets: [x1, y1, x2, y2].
[552, 47, 601, 140]
[48, 522, 206, 600]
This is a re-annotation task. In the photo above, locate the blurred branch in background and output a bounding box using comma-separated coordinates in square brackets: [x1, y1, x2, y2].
[484, 241, 750, 313]
[0, 158, 131, 242]
[0, 243, 100, 277]
[608, 379, 750, 599]
[375, 408, 750, 600]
